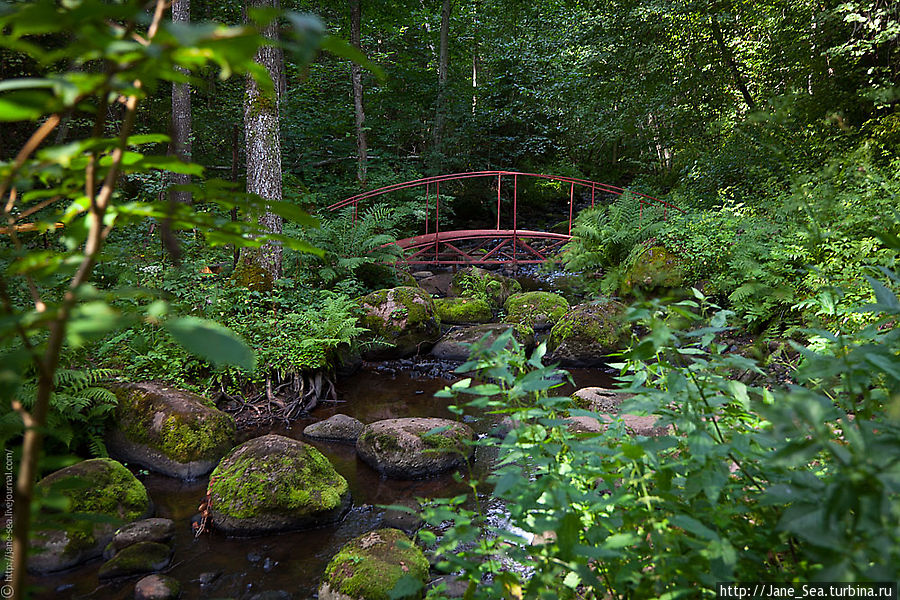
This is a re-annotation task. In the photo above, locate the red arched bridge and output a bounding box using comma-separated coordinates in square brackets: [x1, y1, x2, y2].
[326, 170, 681, 266]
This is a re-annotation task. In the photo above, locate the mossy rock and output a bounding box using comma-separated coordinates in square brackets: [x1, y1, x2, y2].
[431, 324, 535, 362]
[29, 458, 151, 573]
[134, 574, 182, 600]
[623, 246, 684, 293]
[356, 418, 474, 479]
[103, 518, 175, 559]
[208, 434, 350, 535]
[433, 297, 493, 325]
[358, 287, 441, 360]
[547, 301, 629, 367]
[319, 528, 429, 600]
[449, 267, 521, 308]
[502, 291, 570, 330]
[304, 414, 365, 443]
[107, 381, 236, 479]
[98, 541, 172, 579]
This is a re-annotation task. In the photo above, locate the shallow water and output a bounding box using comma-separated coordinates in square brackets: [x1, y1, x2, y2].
[30, 364, 614, 600]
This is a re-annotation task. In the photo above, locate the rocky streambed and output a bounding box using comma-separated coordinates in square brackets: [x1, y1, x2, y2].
[28, 267, 653, 599]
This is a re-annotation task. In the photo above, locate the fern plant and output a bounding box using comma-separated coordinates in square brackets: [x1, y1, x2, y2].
[562, 193, 664, 272]
[296, 204, 404, 295]
[1, 368, 118, 457]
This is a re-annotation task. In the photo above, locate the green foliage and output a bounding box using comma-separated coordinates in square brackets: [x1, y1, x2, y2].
[1, 368, 118, 458]
[418, 271, 900, 598]
[562, 193, 664, 273]
[297, 204, 403, 296]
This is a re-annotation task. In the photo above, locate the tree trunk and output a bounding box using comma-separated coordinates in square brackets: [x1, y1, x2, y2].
[432, 0, 451, 168]
[709, 13, 756, 113]
[350, 0, 367, 186]
[170, 0, 192, 205]
[240, 0, 283, 286]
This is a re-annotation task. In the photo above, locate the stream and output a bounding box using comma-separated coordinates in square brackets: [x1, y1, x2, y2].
[31, 270, 615, 600]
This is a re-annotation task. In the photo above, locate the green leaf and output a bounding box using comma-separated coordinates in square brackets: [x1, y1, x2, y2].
[165, 316, 255, 371]
[387, 574, 423, 599]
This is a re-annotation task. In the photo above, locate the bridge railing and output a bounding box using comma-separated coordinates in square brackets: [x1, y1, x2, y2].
[326, 169, 682, 238]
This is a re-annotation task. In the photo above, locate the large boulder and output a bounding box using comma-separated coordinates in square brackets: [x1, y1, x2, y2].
[29, 458, 151, 573]
[502, 291, 570, 330]
[208, 434, 350, 535]
[319, 528, 429, 600]
[107, 381, 235, 479]
[431, 324, 534, 362]
[449, 267, 521, 308]
[358, 287, 441, 359]
[623, 246, 684, 293]
[356, 418, 474, 479]
[433, 297, 493, 325]
[547, 301, 629, 367]
[571, 387, 632, 413]
[304, 414, 365, 443]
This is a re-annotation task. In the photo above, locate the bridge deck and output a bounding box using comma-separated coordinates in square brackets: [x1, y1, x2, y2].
[390, 229, 571, 265]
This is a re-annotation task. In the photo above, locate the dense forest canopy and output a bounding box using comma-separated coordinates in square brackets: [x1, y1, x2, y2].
[1, 0, 899, 597]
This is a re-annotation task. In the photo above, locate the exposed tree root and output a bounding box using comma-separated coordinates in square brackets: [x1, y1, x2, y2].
[216, 369, 340, 428]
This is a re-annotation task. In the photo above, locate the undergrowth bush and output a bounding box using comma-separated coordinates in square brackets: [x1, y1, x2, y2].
[414, 261, 900, 598]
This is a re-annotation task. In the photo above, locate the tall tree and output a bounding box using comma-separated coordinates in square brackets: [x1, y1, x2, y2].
[240, 0, 284, 286]
[170, 0, 192, 205]
[350, 0, 368, 186]
[432, 0, 451, 167]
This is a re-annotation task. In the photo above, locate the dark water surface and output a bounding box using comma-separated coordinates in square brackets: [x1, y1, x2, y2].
[30, 364, 614, 600]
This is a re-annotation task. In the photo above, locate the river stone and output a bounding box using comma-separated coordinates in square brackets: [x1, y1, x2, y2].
[356, 418, 474, 479]
[433, 296, 493, 325]
[503, 291, 570, 330]
[431, 324, 534, 362]
[547, 301, 629, 367]
[29, 458, 151, 574]
[565, 416, 605, 434]
[571, 387, 632, 413]
[208, 434, 350, 535]
[103, 518, 175, 559]
[358, 286, 442, 360]
[597, 414, 671, 437]
[319, 528, 429, 600]
[623, 246, 684, 293]
[304, 414, 365, 443]
[107, 381, 235, 479]
[450, 267, 522, 308]
[134, 574, 181, 600]
[98, 541, 172, 579]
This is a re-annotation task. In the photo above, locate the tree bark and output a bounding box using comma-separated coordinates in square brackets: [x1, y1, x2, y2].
[241, 0, 283, 284]
[169, 0, 192, 205]
[350, 0, 367, 186]
[709, 13, 756, 113]
[433, 0, 451, 167]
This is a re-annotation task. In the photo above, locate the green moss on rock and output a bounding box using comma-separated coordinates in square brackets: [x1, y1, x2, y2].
[30, 458, 150, 573]
[623, 246, 684, 293]
[98, 541, 172, 579]
[208, 434, 350, 534]
[548, 301, 629, 367]
[108, 381, 235, 478]
[320, 528, 429, 600]
[503, 291, 570, 329]
[433, 297, 493, 324]
[358, 286, 441, 359]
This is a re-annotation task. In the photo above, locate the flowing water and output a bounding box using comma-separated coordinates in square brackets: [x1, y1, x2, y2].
[31, 363, 614, 600]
